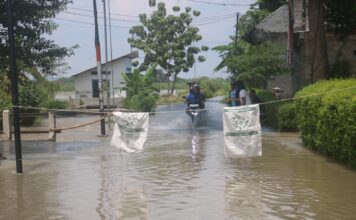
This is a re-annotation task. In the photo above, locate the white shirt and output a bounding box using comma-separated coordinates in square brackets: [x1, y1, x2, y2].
[239, 89, 252, 105]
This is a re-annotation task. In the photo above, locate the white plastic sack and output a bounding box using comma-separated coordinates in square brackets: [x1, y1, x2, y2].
[111, 112, 149, 153]
[223, 105, 262, 158]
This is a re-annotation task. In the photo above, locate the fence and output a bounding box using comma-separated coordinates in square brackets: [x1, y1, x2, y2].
[2, 110, 58, 141]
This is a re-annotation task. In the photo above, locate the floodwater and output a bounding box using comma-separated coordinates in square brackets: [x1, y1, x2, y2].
[1, 101, 356, 220]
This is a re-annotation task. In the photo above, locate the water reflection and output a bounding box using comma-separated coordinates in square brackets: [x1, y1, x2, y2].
[1, 100, 356, 219]
[190, 131, 207, 163]
[225, 180, 263, 219]
[0, 160, 64, 219]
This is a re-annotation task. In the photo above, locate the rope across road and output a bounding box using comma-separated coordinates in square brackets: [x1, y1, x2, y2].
[6, 85, 356, 132]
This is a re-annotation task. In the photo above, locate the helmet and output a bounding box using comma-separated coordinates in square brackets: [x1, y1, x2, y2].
[193, 83, 200, 88]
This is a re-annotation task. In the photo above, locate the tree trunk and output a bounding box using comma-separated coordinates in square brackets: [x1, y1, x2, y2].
[308, 0, 329, 82]
[166, 73, 170, 96]
[170, 73, 177, 95]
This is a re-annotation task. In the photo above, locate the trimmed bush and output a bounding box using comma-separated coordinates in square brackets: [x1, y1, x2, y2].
[295, 79, 356, 167]
[256, 90, 298, 131]
[277, 103, 297, 131]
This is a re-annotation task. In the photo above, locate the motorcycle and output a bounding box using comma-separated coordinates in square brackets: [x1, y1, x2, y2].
[186, 103, 207, 126]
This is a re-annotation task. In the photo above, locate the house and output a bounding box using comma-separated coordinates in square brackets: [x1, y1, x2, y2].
[72, 51, 138, 99]
[243, 1, 356, 97]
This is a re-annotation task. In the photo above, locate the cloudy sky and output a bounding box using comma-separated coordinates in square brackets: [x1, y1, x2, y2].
[51, 0, 256, 79]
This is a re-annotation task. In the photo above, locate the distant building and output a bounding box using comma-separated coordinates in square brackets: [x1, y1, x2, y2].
[243, 2, 356, 97]
[72, 51, 138, 99]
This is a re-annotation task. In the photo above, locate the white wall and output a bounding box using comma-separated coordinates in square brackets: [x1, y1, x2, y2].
[74, 71, 93, 98]
[74, 57, 132, 98]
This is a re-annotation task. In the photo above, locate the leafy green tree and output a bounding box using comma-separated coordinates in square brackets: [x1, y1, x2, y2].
[128, 1, 208, 94]
[228, 42, 289, 88]
[254, 0, 287, 12]
[0, 0, 76, 83]
[324, 0, 356, 38]
[238, 9, 270, 36]
[213, 7, 287, 86]
[213, 41, 249, 76]
[213, 9, 270, 78]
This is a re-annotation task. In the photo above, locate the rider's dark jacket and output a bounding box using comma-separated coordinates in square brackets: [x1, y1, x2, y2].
[186, 92, 205, 108]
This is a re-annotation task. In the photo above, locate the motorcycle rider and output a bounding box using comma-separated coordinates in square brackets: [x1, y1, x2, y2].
[185, 84, 206, 122]
[186, 84, 205, 108]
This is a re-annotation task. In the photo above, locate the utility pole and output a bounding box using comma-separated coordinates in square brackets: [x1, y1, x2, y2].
[93, 0, 106, 135]
[7, 0, 23, 173]
[108, 0, 115, 105]
[102, 0, 110, 115]
[233, 12, 239, 77]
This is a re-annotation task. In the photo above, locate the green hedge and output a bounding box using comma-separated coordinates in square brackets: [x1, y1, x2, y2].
[295, 79, 356, 167]
[257, 90, 298, 132]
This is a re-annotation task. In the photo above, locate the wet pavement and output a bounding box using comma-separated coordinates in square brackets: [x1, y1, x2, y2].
[1, 101, 356, 219]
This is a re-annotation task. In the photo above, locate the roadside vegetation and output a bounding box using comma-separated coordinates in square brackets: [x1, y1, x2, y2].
[121, 67, 159, 112]
[256, 90, 297, 131]
[0, 0, 74, 127]
[295, 79, 356, 168]
[54, 77, 75, 92]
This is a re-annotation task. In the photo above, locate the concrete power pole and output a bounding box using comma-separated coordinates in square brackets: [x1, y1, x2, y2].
[102, 0, 110, 114]
[107, 0, 115, 105]
[233, 12, 239, 77]
[93, 0, 106, 135]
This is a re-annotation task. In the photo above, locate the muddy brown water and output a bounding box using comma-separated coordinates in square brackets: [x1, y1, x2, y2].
[1, 101, 356, 220]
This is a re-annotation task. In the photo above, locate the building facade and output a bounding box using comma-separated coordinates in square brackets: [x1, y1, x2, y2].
[72, 51, 138, 99]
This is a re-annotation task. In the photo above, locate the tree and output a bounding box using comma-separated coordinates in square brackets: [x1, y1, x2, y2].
[0, 0, 76, 85]
[213, 1, 289, 86]
[255, 0, 287, 12]
[308, 0, 329, 82]
[238, 9, 270, 36]
[324, 0, 356, 38]
[228, 42, 289, 88]
[213, 41, 248, 76]
[128, 1, 208, 94]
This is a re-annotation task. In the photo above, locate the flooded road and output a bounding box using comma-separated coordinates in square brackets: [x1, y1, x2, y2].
[1, 101, 356, 219]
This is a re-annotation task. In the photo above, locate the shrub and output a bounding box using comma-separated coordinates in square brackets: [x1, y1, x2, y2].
[257, 90, 298, 131]
[122, 67, 160, 112]
[43, 100, 68, 110]
[295, 79, 356, 167]
[19, 83, 47, 126]
[199, 77, 229, 98]
[123, 94, 158, 112]
[277, 103, 297, 131]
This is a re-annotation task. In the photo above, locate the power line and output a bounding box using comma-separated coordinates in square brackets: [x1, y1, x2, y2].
[187, 0, 252, 6]
[63, 11, 139, 23]
[55, 17, 131, 29]
[68, 6, 139, 18]
[68, 6, 238, 21]
[195, 13, 236, 22]
[194, 16, 235, 26]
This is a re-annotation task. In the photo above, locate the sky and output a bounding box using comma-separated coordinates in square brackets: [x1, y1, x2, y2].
[51, 0, 256, 79]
